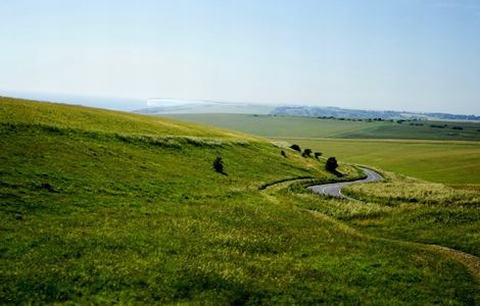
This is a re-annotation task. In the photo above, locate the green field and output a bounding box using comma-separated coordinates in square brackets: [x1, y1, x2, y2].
[282, 138, 480, 186]
[171, 113, 480, 141]
[170, 114, 480, 185]
[1, 97, 480, 304]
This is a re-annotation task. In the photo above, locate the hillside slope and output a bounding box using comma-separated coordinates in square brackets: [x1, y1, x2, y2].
[1, 97, 478, 304]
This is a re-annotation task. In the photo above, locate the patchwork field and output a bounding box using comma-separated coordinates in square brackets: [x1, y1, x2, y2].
[1, 98, 480, 304]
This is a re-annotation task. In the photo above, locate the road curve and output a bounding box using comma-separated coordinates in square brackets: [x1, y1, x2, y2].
[308, 168, 383, 199]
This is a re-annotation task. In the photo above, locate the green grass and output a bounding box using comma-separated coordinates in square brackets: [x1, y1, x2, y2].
[0, 97, 256, 140]
[287, 169, 480, 257]
[169, 113, 480, 141]
[1, 97, 479, 304]
[342, 171, 480, 256]
[281, 138, 480, 186]
[168, 113, 480, 185]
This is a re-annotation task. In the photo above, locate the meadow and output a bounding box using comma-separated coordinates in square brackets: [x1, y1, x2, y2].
[281, 138, 480, 186]
[171, 114, 480, 186]
[1, 97, 479, 304]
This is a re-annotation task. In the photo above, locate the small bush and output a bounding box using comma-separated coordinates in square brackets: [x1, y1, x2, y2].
[302, 149, 312, 157]
[314, 152, 322, 159]
[213, 156, 225, 175]
[290, 144, 301, 152]
[452, 126, 463, 130]
[326, 157, 338, 172]
[281, 150, 287, 158]
[40, 182, 56, 192]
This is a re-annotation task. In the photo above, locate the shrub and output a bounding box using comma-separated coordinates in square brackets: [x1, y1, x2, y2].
[452, 126, 463, 130]
[302, 148, 312, 157]
[314, 152, 322, 159]
[290, 144, 301, 152]
[40, 182, 56, 192]
[325, 157, 338, 172]
[281, 150, 287, 158]
[213, 156, 225, 174]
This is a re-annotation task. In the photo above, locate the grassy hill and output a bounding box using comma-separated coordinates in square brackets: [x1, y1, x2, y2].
[1, 97, 479, 304]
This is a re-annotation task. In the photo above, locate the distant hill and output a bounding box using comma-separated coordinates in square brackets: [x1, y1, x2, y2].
[134, 99, 275, 114]
[272, 106, 480, 121]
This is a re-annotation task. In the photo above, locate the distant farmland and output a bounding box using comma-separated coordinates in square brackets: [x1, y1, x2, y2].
[170, 114, 480, 186]
[170, 113, 480, 141]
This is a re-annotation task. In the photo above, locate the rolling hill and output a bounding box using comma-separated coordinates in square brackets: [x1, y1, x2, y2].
[1, 97, 479, 304]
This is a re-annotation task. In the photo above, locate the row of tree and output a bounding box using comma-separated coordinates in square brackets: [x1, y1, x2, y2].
[212, 144, 338, 176]
[289, 144, 338, 172]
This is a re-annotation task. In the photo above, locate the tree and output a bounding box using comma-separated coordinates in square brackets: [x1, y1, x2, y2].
[213, 156, 225, 174]
[325, 157, 338, 172]
[290, 144, 301, 152]
[302, 148, 312, 157]
[314, 152, 322, 159]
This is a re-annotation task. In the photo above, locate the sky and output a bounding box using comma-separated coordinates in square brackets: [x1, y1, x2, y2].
[1, 0, 479, 114]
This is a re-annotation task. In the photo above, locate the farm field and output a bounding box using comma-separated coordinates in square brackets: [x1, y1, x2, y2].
[170, 114, 480, 186]
[280, 138, 480, 186]
[170, 113, 480, 141]
[1, 97, 480, 304]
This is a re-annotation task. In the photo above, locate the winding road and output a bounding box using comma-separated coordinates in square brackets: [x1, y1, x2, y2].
[262, 167, 480, 292]
[308, 168, 383, 198]
[305, 167, 480, 298]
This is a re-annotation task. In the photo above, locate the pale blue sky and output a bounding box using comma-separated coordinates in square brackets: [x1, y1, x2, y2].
[1, 0, 479, 114]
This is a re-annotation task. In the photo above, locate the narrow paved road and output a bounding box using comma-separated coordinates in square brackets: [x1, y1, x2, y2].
[308, 168, 383, 198]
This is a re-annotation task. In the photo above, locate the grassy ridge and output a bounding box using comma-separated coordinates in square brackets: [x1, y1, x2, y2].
[0, 97, 255, 140]
[1, 98, 479, 304]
